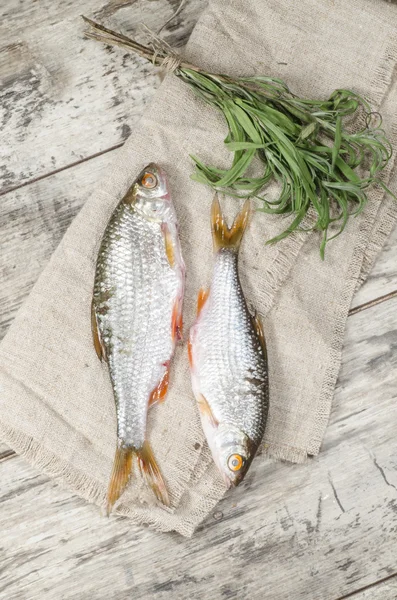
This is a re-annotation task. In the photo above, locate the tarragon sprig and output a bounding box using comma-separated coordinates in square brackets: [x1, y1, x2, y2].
[83, 17, 395, 258]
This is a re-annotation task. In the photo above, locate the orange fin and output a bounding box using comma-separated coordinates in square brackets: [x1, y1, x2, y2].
[106, 446, 134, 515]
[198, 393, 219, 428]
[171, 298, 183, 341]
[197, 287, 210, 316]
[137, 441, 170, 507]
[91, 299, 106, 361]
[187, 339, 194, 368]
[162, 223, 175, 268]
[211, 194, 251, 252]
[149, 367, 170, 407]
[252, 312, 267, 359]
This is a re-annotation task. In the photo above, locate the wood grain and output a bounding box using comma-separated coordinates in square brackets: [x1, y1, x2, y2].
[1, 297, 397, 600]
[0, 0, 207, 193]
[0, 443, 12, 461]
[353, 225, 397, 309]
[2, 1, 397, 598]
[344, 576, 397, 600]
[1, 146, 397, 343]
[0, 152, 110, 339]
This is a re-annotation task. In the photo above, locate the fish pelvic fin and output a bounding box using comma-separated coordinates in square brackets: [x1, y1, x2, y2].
[187, 339, 194, 368]
[137, 441, 170, 507]
[149, 365, 170, 407]
[106, 445, 134, 515]
[211, 194, 251, 252]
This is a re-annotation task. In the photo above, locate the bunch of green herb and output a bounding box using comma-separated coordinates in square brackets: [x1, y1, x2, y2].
[83, 17, 394, 257]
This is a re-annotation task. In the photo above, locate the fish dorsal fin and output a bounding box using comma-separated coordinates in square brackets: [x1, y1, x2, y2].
[252, 312, 267, 360]
[91, 299, 107, 361]
[211, 194, 251, 252]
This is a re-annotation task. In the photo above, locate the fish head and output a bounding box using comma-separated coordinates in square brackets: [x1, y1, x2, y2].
[125, 163, 173, 222]
[211, 423, 256, 488]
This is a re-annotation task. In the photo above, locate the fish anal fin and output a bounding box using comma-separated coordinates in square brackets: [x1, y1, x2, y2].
[211, 194, 251, 252]
[137, 441, 170, 507]
[197, 287, 210, 316]
[252, 312, 267, 359]
[149, 366, 170, 407]
[197, 394, 219, 428]
[91, 299, 106, 361]
[171, 299, 183, 341]
[106, 446, 134, 515]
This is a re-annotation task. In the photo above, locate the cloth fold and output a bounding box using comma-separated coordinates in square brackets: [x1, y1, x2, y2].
[1, 0, 397, 536]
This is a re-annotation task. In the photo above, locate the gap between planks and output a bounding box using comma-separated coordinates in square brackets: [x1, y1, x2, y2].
[0, 143, 124, 198]
[335, 572, 397, 600]
[1, 285, 396, 465]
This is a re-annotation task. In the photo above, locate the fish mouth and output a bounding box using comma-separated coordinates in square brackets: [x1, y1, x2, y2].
[222, 468, 247, 489]
[223, 475, 233, 490]
[222, 473, 238, 490]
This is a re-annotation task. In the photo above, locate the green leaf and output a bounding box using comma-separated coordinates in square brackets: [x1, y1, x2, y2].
[298, 121, 317, 141]
[331, 116, 342, 171]
[216, 149, 257, 187]
[225, 141, 269, 151]
[180, 67, 395, 256]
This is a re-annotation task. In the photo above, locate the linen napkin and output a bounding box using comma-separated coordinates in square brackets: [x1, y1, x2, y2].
[1, 0, 397, 536]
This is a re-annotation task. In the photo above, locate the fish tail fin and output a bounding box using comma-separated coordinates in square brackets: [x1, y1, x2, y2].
[106, 445, 134, 515]
[211, 193, 251, 252]
[137, 440, 170, 507]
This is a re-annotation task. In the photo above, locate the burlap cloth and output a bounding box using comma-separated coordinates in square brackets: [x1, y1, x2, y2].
[1, 0, 397, 537]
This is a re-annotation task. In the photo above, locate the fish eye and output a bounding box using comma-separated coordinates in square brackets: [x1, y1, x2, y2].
[141, 172, 158, 189]
[227, 454, 244, 472]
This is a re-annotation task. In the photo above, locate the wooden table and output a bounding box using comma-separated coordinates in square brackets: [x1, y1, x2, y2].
[1, 1, 397, 598]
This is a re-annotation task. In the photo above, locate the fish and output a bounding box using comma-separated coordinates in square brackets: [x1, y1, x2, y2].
[188, 195, 269, 488]
[92, 163, 185, 513]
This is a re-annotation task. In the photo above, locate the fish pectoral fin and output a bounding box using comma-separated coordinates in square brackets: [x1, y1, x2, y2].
[149, 366, 170, 407]
[252, 312, 267, 359]
[171, 298, 183, 342]
[197, 287, 210, 316]
[137, 441, 170, 507]
[91, 299, 107, 362]
[106, 446, 134, 515]
[162, 222, 175, 268]
[197, 394, 219, 428]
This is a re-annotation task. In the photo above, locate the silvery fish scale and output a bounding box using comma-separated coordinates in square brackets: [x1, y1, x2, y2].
[93, 197, 183, 450]
[192, 249, 269, 446]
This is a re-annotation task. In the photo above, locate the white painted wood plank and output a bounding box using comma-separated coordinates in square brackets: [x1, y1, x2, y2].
[0, 443, 11, 456]
[0, 0, 206, 192]
[353, 225, 397, 308]
[1, 144, 397, 342]
[348, 578, 397, 600]
[1, 297, 397, 600]
[0, 152, 110, 339]
[1, 0, 396, 310]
